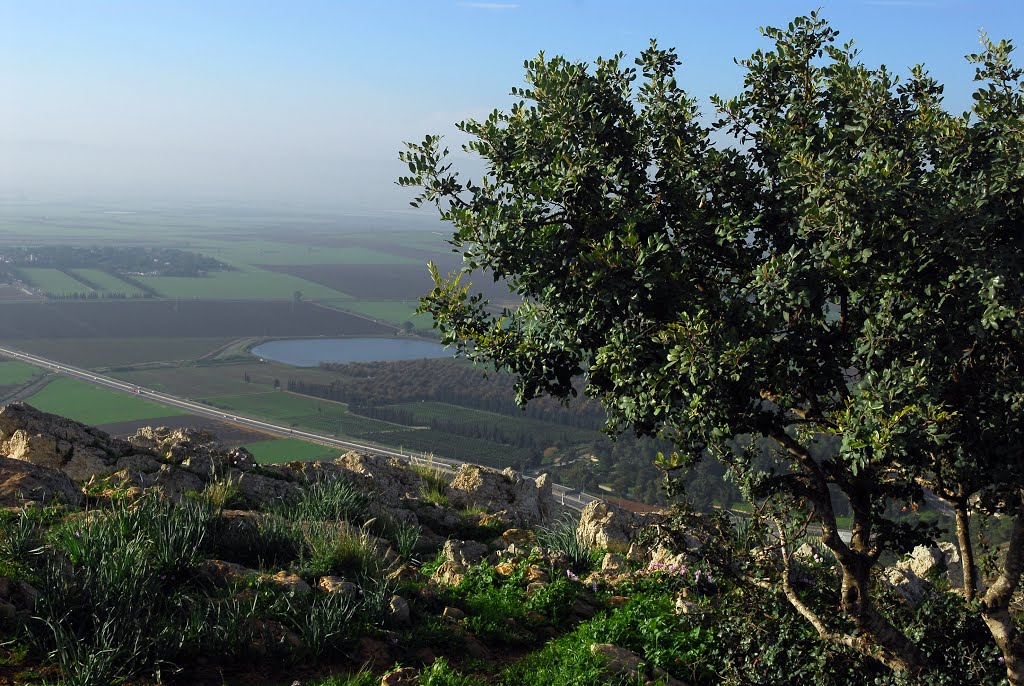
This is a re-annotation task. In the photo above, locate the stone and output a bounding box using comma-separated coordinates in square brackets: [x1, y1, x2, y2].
[577, 500, 642, 554]
[447, 464, 554, 527]
[149, 464, 205, 501]
[526, 581, 547, 595]
[63, 449, 117, 482]
[442, 606, 465, 621]
[198, 559, 258, 587]
[430, 560, 466, 587]
[499, 527, 537, 549]
[235, 471, 302, 508]
[439, 539, 489, 568]
[269, 571, 311, 594]
[380, 667, 417, 686]
[335, 452, 424, 507]
[318, 576, 359, 597]
[602, 552, 627, 574]
[590, 643, 689, 686]
[386, 595, 410, 627]
[0, 456, 82, 507]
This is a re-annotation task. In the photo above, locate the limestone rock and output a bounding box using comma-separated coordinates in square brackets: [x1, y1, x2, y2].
[380, 667, 417, 686]
[335, 452, 423, 506]
[439, 539, 489, 568]
[448, 464, 554, 526]
[235, 471, 302, 508]
[577, 500, 642, 554]
[0, 404, 134, 480]
[591, 643, 689, 686]
[602, 552, 627, 575]
[0, 456, 82, 507]
[386, 595, 410, 627]
[318, 576, 359, 597]
[269, 571, 311, 594]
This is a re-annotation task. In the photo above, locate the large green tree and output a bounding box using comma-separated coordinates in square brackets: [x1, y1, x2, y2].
[401, 14, 1023, 680]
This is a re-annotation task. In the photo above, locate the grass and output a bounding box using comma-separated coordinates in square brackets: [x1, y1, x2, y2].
[67, 269, 145, 297]
[0, 359, 44, 385]
[6, 337, 236, 368]
[189, 238, 420, 266]
[339, 300, 432, 326]
[23, 377, 187, 425]
[135, 264, 352, 301]
[243, 438, 340, 463]
[17, 268, 89, 296]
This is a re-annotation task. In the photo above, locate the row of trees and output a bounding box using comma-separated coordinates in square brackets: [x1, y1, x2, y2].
[401, 14, 1023, 681]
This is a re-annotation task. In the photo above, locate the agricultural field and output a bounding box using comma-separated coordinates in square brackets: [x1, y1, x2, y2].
[241, 437, 341, 463]
[0, 284, 39, 301]
[133, 265, 352, 301]
[202, 390, 399, 437]
[6, 337, 238, 369]
[23, 377, 187, 426]
[386, 401, 600, 444]
[0, 300, 393, 341]
[16, 267, 89, 296]
[68, 268, 146, 296]
[0, 359, 44, 385]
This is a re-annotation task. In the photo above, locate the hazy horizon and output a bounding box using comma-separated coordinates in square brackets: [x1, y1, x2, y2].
[4, 0, 1022, 214]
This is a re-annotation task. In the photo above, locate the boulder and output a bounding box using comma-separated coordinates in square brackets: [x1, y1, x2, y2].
[590, 643, 689, 686]
[0, 456, 82, 507]
[448, 464, 554, 526]
[0, 403, 133, 480]
[334, 452, 423, 507]
[577, 500, 642, 554]
[439, 539, 489, 568]
[235, 471, 302, 509]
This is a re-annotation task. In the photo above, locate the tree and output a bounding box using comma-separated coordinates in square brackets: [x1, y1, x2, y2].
[401, 13, 1023, 679]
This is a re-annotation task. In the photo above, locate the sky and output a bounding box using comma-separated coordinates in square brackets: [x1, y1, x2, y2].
[2, 0, 1022, 214]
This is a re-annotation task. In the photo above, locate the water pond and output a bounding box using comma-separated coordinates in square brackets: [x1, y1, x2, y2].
[250, 337, 451, 367]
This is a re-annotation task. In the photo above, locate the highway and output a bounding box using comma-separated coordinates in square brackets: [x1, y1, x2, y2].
[0, 345, 596, 512]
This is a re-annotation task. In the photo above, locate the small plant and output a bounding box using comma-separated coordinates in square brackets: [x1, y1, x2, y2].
[412, 460, 451, 507]
[300, 520, 383, 580]
[537, 513, 593, 574]
[392, 521, 421, 563]
[290, 478, 372, 523]
[284, 591, 359, 657]
[199, 471, 246, 511]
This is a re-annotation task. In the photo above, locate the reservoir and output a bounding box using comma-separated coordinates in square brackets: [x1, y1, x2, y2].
[251, 337, 451, 367]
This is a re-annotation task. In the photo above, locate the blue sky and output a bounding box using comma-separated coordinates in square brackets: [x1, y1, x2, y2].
[2, 1, 1022, 212]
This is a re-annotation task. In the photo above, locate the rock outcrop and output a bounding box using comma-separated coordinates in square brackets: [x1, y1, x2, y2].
[448, 464, 554, 526]
[0, 456, 82, 507]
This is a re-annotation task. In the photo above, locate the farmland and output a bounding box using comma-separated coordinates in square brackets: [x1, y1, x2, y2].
[241, 438, 340, 463]
[0, 300, 393, 341]
[16, 268, 90, 296]
[23, 377, 188, 426]
[69, 268, 146, 296]
[0, 203, 665, 501]
[0, 360, 43, 386]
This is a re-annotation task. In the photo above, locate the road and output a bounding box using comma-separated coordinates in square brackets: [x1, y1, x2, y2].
[0, 345, 596, 512]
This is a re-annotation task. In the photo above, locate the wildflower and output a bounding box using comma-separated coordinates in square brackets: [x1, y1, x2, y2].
[694, 570, 702, 583]
[591, 579, 599, 593]
[566, 569, 579, 582]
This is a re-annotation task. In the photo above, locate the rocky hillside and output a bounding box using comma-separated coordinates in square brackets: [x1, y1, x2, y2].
[0, 403, 1003, 686]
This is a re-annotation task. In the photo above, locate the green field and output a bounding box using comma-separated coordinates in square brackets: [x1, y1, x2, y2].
[136, 265, 353, 301]
[242, 438, 341, 463]
[340, 300, 433, 327]
[24, 377, 187, 425]
[8, 338, 237, 369]
[69, 268, 145, 296]
[202, 391, 399, 436]
[18, 268, 89, 296]
[387, 401, 599, 443]
[190, 239, 420, 266]
[0, 360, 44, 385]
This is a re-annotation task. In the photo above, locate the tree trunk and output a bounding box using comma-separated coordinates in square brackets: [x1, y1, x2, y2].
[953, 498, 977, 602]
[981, 506, 1024, 686]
